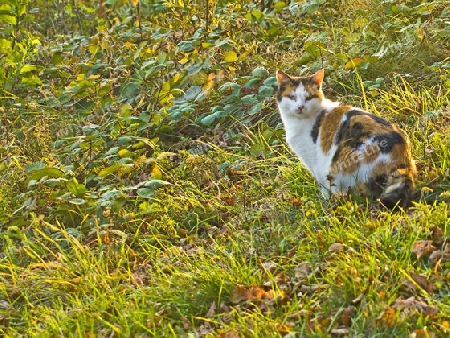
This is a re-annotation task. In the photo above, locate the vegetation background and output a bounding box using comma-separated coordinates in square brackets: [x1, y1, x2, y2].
[1, 0, 450, 336]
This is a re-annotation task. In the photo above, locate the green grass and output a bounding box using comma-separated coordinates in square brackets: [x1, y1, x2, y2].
[2, 132, 450, 336]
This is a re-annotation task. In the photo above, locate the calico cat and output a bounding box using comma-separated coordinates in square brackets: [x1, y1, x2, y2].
[276, 69, 417, 208]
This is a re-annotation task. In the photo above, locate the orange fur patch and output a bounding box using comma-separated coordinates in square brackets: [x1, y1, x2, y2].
[320, 106, 348, 153]
[348, 114, 392, 135]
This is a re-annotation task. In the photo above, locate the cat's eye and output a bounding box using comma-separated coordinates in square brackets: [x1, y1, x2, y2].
[289, 94, 295, 100]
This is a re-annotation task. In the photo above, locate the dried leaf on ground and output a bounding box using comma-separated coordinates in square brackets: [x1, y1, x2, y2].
[180, 316, 192, 329]
[409, 271, 434, 293]
[331, 327, 351, 335]
[206, 301, 216, 318]
[377, 306, 397, 327]
[391, 296, 438, 316]
[329, 242, 344, 253]
[431, 227, 445, 247]
[340, 306, 356, 326]
[411, 240, 436, 259]
[197, 322, 215, 336]
[300, 284, 326, 294]
[351, 294, 365, 305]
[308, 316, 333, 333]
[410, 328, 437, 338]
[229, 284, 274, 304]
[219, 329, 240, 338]
[294, 262, 312, 280]
[429, 243, 450, 265]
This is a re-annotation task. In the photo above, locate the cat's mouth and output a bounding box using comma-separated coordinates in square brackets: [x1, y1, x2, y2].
[297, 106, 304, 114]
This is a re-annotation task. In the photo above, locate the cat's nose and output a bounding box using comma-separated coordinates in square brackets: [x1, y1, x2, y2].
[297, 106, 304, 113]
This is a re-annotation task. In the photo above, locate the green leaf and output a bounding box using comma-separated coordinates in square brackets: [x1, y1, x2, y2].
[184, 86, 202, 100]
[75, 98, 95, 114]
[21, 77, 42, 86]
[250, 143, 265, 158]
[20, 64, 37, 74]
[69, 198, 86, 205]
[246, 10, 263, 21]
[98, 163, 122, 178]
[27, 167, 65, 183]
[247, 103, 263, 115]
[118, 136, 132, 145]
[187, 62, 204, 76]
[137, 188, 156, 197]
[303, 3, 320, 14]
[120, 82, 141, 99]
[241, 94, 259, 104]
[274, 1, 287, 9]
[224, 51, 237, 63]
[120, 103, 133, 118]
[118, 149, 133, 158]
[66, 178, 87, 197]
[0, 38, 12, 50]
[219, 82, 240, 92]
[0, 13, 16, 25]
[142, 179, 171, 188]
[263, 76, 277, 86]
[26, 162, 46, 173]
[244, 78, 262, 88]
[200, 111, 221, 126]
[258, 85, 274, 98]
[252, 68, 269, 78]
[50, 51, 63, 64]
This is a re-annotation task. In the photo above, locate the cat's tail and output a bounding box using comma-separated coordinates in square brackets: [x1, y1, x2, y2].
[379, 168, 415, 209]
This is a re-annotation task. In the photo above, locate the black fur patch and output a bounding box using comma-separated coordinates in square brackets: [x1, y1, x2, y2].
[310, 110, 326, 143]
[373, 132, 405, 153]
[276, 89, 283, 102]
[367, 174, 388, 197]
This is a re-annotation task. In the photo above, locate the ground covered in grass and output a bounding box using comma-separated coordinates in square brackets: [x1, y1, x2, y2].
[1, 0, 450, 336]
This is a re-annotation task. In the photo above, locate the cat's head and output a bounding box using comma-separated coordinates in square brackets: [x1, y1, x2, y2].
[276, 69, 324, 118]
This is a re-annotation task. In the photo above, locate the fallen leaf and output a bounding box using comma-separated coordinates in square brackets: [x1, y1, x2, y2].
[351, 294, 365, 305]
[331, 327, 351, 335]
[229, 284, 274, 304]
[377, 306, 396, 327]
[197, 322, 214, 336]
[180, 316, 192, 329]
[308, 316, 332, 333]
[429, 243, 450, 265]
[329, 242, 344, 253]
[431, 227, 445, 247]
[178, 228, 189, 237]
[206, 301, 216, 318]
[411, 240, 436, 259]
[275, 322, 293, 334]
[300, 284, 323, 294]
[410, 327, 437, 338]
[230, 285, 251, 304]
[261, 261, 277, 274]
[294, 262, 312, 280]
[392, 296, 438, 316]
[290, 197, 302, 207]
[344, 57, 364, 69]
[340, 306, 355, 326]
[219, 329, 240, 338]
[409, 271, 434, 293]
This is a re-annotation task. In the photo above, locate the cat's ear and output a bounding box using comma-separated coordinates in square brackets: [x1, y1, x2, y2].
[311, 69, 324, 87]
[276, 70, 291, 87]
